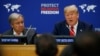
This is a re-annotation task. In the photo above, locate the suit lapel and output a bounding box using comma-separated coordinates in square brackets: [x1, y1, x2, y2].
[63, 20, 70, 35]
[9, 29, 14, 35]
[23, 29, 27, 35]
[76, 21, 84, 35]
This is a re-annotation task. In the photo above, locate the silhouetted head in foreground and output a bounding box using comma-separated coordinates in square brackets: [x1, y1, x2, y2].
[60, 31, 100, 56]
[35, 34, 58, 56]
[74, 31, 100, 56]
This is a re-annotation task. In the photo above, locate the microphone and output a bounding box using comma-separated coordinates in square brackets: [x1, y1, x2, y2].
[66, 24, 71, 32]
[66, 24, 70, 30]
[25, 25, 32, 36]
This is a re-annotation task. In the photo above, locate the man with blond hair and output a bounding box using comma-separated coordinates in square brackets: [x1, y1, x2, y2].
[53, 5, 94, 36]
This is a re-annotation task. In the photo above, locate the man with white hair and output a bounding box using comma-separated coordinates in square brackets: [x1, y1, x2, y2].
[3, 13, 36, 44]
[53, 5, 94, 36]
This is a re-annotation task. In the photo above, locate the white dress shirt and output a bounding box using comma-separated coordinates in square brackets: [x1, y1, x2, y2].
[13, 30, 23, 36]
[66, 22, 78, 36]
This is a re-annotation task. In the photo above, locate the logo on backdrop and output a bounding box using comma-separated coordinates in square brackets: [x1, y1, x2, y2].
[41, 3, 59, 15]
[3, 3, 21, 12]
[79, 4, 97, 13]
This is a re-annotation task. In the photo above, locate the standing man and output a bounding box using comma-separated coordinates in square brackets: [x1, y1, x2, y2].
[3, 13, 36, 44]
[53, 5, 94, 36]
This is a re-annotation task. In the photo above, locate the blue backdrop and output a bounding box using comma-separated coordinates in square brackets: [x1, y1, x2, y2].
[0, 0, 100, 34]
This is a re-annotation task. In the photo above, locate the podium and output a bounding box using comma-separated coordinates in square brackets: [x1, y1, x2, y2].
[0, 35, 72, 56]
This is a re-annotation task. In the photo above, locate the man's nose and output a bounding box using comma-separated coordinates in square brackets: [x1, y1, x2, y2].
[68, 15, 72, 19]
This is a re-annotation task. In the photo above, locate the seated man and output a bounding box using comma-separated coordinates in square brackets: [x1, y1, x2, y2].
[53, 5, 94, 36]
[35, 34, 58, 56]
[3, 13, 36, 44]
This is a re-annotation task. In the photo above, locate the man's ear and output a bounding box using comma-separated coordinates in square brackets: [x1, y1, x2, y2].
[77, 13, 79, 18]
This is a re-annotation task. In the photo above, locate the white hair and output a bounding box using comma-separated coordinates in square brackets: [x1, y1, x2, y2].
[64, 5, 78, 13]
[9, 13, 23, 23]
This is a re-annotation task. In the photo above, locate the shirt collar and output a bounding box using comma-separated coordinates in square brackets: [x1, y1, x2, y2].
[13, 30, 23, 36]
[66, 21, 78, 29]
[69, 21, 78, 29]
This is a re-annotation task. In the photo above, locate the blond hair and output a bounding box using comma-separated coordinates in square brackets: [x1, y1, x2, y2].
[64, 5, 78, 13]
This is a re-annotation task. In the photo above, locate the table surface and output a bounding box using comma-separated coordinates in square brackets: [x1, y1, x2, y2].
[0, 45, 67, 56]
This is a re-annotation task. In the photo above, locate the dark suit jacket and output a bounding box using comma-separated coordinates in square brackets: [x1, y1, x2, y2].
[53, 20, 94, 35]
[3, 28, 36, 44]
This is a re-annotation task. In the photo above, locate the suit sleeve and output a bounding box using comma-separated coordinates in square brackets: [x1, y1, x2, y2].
[88, 24, 94, 31]
[52, 24, 59, 35]
[26, 29, 37, 44]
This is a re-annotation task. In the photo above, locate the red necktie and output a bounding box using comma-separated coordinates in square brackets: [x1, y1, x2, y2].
[70, 26, 75, 36]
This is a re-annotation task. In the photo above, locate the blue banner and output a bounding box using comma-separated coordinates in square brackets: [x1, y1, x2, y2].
[0, 0, 100, 34]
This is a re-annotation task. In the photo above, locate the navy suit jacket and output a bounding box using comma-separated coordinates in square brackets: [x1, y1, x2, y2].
[3, 28, 36, 44]
[53, 20, 94, 35]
